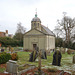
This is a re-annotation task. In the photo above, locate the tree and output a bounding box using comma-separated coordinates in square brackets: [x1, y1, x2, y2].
[14, 22, 26, 41]
[71, 26, 75, 42]
[54, 12, 75, 43]
[55, 37, 63, 47]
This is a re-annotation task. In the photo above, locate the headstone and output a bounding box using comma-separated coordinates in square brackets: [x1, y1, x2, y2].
[41, 49, 47, 59]
[52, 50, 62, 66]
[29, 50, 38, 62]
[29, 46, 39, 62]
[29, 48, 47, 62]
[6, 60, 18, 74]
[73, 55, 75, 63]
[1, 49, 4, 52]
[53, 49, 55, 52]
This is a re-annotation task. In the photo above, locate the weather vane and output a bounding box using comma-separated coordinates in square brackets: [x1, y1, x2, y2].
[35, 8, 37, 14]
[35, 8, 37, 17]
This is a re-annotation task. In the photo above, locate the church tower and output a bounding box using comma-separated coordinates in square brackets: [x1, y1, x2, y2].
[31, 12, 41, 31]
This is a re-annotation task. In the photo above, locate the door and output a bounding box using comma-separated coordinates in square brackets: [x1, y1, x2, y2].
[33, 44, 37, 50]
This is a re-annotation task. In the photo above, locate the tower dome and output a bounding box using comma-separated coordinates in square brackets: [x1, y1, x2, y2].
[31, 14, 41, 22]
[31, 13, 41, 31]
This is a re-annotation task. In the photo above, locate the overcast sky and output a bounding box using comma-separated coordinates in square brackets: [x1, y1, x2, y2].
[0, 0, 75, 35]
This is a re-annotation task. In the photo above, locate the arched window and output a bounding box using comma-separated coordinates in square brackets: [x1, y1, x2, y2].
[38, 23, 39, 27]
[34, 23, 36, 28]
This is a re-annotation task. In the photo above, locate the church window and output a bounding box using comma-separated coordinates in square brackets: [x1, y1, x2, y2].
[38, 23, 39, 27]
[34, 23, 36, 28]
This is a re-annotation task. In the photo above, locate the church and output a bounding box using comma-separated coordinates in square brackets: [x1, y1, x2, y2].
[23, 13, 55, 51]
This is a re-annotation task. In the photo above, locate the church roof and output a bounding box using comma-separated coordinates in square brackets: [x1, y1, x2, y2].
[31, 17, 41, 22]
[41, 25, 55, 36]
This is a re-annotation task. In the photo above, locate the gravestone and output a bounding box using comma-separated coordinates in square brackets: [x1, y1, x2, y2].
[41, 49, 47, 59]
[29, 48, 47, 62]
[6, 60, 18, 74]
[73, 55, 75, 63]
[52, 50, 62, 66]
[29, 50, 38, 62]
[1, 49, 4, 52]
[29, 46, 39, 62]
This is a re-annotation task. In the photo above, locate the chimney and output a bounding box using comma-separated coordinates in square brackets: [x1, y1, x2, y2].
[6, 30, 8, 34]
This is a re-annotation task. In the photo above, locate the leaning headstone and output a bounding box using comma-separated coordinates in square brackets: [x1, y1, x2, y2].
[52, 50, 62, 66]
[29, 46, 39, 62]
[29, 50, 38, 62]
[6, 60, 18, 74]
[73, 55, 75, 63]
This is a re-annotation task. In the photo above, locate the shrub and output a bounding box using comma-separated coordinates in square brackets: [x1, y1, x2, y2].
[67, 50, 71, 54]
[11, 53, 18, 61]
[0, 52, 11, 64]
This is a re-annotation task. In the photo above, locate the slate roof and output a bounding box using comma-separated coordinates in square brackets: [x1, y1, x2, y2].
[41, 25, 55, 36]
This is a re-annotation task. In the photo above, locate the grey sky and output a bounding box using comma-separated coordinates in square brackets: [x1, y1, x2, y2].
[0, 0, 75, 35]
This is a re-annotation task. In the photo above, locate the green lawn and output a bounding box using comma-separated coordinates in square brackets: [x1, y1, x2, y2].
[0, 51, 75, 74]
[17, 51, 75, 74]
[17, 51, 53, 66]
[17, 52, 74, 66]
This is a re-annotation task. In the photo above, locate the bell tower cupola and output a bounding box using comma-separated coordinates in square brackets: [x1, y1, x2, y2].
[31, 11, 41, 31]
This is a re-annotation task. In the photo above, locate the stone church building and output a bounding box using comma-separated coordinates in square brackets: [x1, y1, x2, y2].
[23, 13, 55, 51]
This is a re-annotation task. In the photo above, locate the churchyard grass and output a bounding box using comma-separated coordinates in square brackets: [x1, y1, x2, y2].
[0, 51, 74, 74]
[17, 52, 54, 66]
[17, 51, 74, 66]
[17, 51, 75, 74]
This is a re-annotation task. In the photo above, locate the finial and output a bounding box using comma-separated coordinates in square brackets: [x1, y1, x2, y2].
[35, 8, 37, 17]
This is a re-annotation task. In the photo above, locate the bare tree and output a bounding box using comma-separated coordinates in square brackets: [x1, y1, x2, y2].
[71, 26, 75, 42]
[54, 12, 75, 43]
[14, 22, 26, 41]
